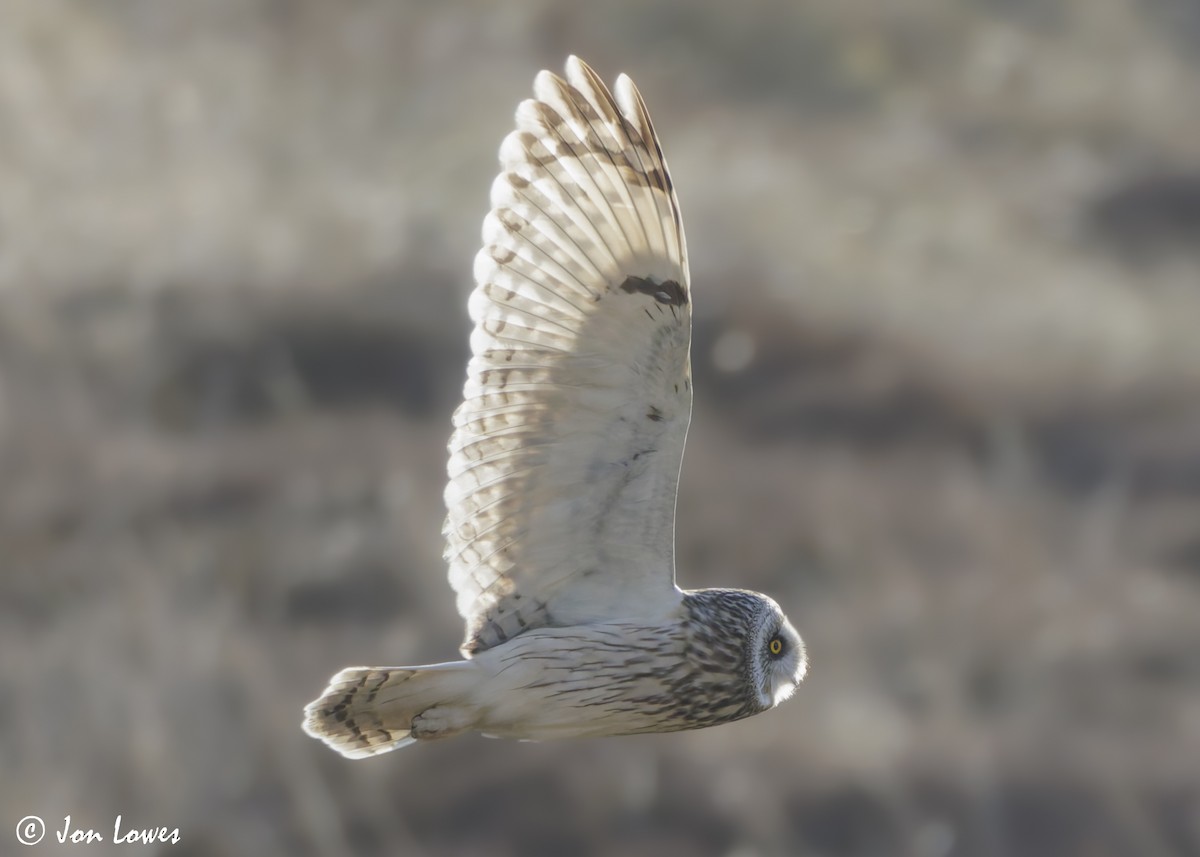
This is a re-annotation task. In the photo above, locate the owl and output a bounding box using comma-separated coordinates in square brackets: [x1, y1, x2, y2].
[303, 56, 806, 757]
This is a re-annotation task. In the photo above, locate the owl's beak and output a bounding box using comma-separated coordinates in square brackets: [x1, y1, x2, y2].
[771, 677, 798, 707]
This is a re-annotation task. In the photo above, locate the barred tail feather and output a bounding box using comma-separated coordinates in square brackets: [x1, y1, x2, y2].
[302, 662, 480, 758]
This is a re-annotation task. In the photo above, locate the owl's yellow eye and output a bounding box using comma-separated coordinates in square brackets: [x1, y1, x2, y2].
[768, 637, 784, 656]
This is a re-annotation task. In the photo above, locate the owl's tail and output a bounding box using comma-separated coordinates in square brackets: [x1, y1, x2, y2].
[302, 661, 481, 758]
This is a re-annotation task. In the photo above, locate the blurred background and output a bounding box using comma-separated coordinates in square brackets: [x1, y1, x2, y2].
[3, 0, 1200, 855]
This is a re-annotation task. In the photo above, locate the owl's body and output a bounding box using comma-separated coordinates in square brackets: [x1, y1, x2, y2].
[303, 58, 806, 758]
[311, 590, 798, 756]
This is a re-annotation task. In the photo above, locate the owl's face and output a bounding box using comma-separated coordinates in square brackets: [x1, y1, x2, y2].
[749, 599, 807, 710]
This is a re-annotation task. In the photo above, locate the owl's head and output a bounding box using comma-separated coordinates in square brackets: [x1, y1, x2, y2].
[682, 587, 807, 716]
[748, 595, 806, 710]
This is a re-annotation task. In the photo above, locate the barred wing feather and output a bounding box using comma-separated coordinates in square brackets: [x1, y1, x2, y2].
[445, 56, 691, 656]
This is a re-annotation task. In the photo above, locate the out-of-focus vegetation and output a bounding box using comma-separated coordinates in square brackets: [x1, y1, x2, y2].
[3, 1, 1199, 855]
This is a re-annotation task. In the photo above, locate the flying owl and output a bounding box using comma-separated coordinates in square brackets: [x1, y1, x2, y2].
[303, 56, 806, 757]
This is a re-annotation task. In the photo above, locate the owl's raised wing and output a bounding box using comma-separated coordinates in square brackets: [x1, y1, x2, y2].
[445, 57, 691, 656]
